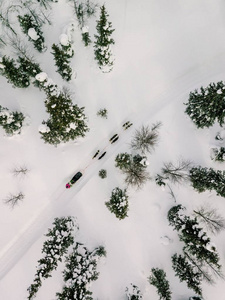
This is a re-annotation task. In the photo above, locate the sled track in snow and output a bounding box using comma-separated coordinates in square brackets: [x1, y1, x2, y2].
[0, 53, 225, 280]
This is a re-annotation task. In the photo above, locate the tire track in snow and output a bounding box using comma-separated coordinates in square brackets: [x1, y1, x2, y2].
[0, 52, 225, 280]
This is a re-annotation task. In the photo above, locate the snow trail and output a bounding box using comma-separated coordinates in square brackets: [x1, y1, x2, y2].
[0, 52, 225, 280]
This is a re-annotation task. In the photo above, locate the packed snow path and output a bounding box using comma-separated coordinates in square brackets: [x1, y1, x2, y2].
[0, 52, 225, 280]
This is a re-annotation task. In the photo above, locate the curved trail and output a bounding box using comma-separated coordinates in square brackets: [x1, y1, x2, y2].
[0, 53, 225, 280]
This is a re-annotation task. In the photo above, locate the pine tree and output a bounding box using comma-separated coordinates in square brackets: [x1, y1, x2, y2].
[27, 217, 77, 300]
[210, 147, 225, 162]
[115, 153, 133, 170]
[94, 4, 115, 72]
[105, 187, 129, 220]
[185, 81, 225, 128]
[189, 166, 225, 197]
[18, 56, 42, 79]
[56, 243, 106, 300]
[0, 105, 25, 135]
[0, 56, 30, 88]
[51, 40, 74, 81]
[125, 283, 143, 300]
[39, 89, 89, 145]
[171, 253, 202, 295]
[148, 268, 172, 300]
[18, 14, 46, 52]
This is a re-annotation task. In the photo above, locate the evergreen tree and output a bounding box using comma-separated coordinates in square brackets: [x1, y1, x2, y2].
[189, 166, 225, 198]
[27, 216, 77, 300]
[0, 55, 30, 88]
[56, 243, 106, 300]
[185, 81, 225, 128]
[94, 4, 115, 72]
[171, 253, 202, 295]
[18, 14, 46, 52]
[105, 187, 129, 220]
[82, 26, 92, 46]
[18, 56, 42, 79]
[51, 40, 74, 81]
[39, 89, 89, 145]
[125, 283, 143, 300]
[0, 105, 25, 135]
[98, 169, 107, 179]
[210, 147, 225, 162]
[148, 268, 172, 300]
[115, 152, 132, 170]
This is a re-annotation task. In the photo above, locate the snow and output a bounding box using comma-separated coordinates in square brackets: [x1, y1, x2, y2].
[1, 0, 225, 300]
[39, 124, 50, 133]
[82, 26, 89, 34]
[28, 28, 39, 41]
[59, 33, 70, 46]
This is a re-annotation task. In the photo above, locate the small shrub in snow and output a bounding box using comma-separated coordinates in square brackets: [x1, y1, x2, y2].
[40, 88, 89, 145]
[12, 165, 29, 177]
[105, 187, 129, 220]
[94, 5, 115, 72]
[56, 242, 106, 300]
[148, 268, 171, 300]
[98, 169, 107, 179]
[125, 283, 143, 300]
[0, 105, 25, 135]
[18, 14, 46, 52]
[210, 147, 225, 162]
[82, 26, 92, 46]
[193, 206, 225, 235]
[172, 253, 202, 296]
[189, 166, 225, 198]
[27, 216, 77, 300]
[97, 108, 108, 119]
[51, 36, 74, 81]
[0, 56, 30, 88]
[185, 81, 225, 128]
[3, 192, 24, 209]
[130, 122, 162, 154]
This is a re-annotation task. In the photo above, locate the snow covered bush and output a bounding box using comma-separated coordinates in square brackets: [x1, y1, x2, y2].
[56, 243, 106, 300]
[185, 81, 225, 128]
[98, 169, 107, 179]
[115, 153, 150, 189]
[168, 205, 223, 281]
[94, 4, 115, 72]
[34, 72, 59, 96]
[189, 166, 225, 198]
[27, 216, 78, 300]
[51, 34, 74, 81]
[97, 108, 108, 119]
[39, 88, 89, 145]
[105, 187, 129, 220]
[148, 268, 172, 300]
[0, 105, 25, 135]
[172, 253, 202, 296]
[210, 147, 225, 162]
[18, 14, 46, 52]
[130, 122, 161, 154]
[125, 283, 143, 300]
[0, 56, 30, 88]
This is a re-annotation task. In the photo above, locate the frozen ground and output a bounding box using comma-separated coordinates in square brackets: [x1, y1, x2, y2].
[1, 0, 225, 299]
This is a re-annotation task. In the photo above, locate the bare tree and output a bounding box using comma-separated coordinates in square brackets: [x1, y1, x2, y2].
[130, 122, 162, 154]
[124, 163, 150, 189]
[194, 206, 225, 235]
[12, 165, 29, 178]
[4, 192, 24, 208]
[161, 158, 192, 184]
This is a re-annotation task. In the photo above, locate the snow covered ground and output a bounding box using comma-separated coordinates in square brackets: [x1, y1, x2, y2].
[1, 0, 225, 299]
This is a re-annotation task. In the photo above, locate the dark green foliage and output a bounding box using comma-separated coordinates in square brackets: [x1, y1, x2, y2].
[115, 153, 132, 170]
[172, 253, 202, 295]
[0, 105, 25, 135]
[97, 108, 108, 118]
[82, 31, 92, 46]
[18, 14, 46, 52]
[0, 56, 30, 88]
[51, 43, 74, 81]
[125, 283, 143, 300]
[18, 56, 42, 79]
[189, 166, 225, 197]
[40, 89, 89, 145]
[210, 147, 225, 162]
[167, 204, 186, 231]
[105, 187, 129, 220]
[27, 217, 77, 300]
[99, 169, 107, 179]
[94, 5, 115, 72]
[148, 268, 171, 300]
[56, 243, 106, 300]
[185, 81, 225, 128]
